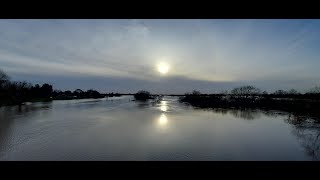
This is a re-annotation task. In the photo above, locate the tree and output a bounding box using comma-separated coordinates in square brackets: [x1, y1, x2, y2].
[191, 90, 201, 95]
[74, 89, 83, 94]
[273, 90, 287, 95]
[0, 70, 56, 106]
[0, 69, 10, 88]
[40, 83, 53, 98]
[288, 89, 299, 95]
[64, 90, 72, 96]
[30, 84, 41, 97]
[52, 90, 62, 97]
[134, 90, 152, 101]
[220, 90, 229, 95]
[307, 86, 320, 94]
[86, 89, 101, 98]
[8, 81, 33, 104]
[231, 85, 261, 98]
[73, 89, 84, 97]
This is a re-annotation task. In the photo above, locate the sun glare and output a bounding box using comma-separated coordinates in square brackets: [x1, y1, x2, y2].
[158, 114, 168, 126]
[157, 62, 169, 74]
[160, 101, 168, 112]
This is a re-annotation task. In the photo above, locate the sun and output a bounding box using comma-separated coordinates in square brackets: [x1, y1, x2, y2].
[157, 62, 169, 74]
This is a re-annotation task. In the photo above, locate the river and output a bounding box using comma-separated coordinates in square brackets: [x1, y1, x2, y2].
[0, 95, 319, 160]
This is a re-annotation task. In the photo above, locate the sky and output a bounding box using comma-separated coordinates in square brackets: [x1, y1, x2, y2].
[0, 19, 320, 94]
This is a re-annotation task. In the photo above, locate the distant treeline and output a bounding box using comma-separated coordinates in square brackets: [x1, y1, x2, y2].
[0, 70, 121, 106]
[3, 67, 320, 112]
[183, 86, 320, 97]
[133, 90, 155, 101]
[180, 86, 320, 119]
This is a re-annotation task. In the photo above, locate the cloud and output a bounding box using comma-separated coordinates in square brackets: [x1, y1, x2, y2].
[0, 20, 160, 81]
[1, 19, 320, 93]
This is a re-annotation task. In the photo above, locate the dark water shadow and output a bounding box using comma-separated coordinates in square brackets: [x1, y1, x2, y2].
[227, 109, 261, 120]
[0, 102, 52, 153]
[135, 100, 151, 109]
[209, 107, 320, 160]
[283, 113, 320, 160]
[190, 107, 262, 121]
[291, 125, 320, 160]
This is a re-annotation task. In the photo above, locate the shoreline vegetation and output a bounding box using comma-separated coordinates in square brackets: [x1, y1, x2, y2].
[179, 87, 320, 121]
[2, 69, 320, 121]
[133, 90, 155, 101]
[0, 70, 124, 106]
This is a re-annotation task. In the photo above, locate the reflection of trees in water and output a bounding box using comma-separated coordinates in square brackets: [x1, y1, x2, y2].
[202, 108, 261, 120]
[17, 104, 51, 114]
[212, 107, 320, 160]
[285, 113, 320, 160]
[285, 113, 309, 126]
[0, 107, 13, 154]
[228, 109, 261, 120]
[136, 99, 165, 109]
[0, 103, 52, 155]
[262, 110, 286, 118]
[199, 108, 262, 120]
[212, 108, 228, 115]
[291, 127, 320, 160]
[136, 101, 150, 109]
[150, 100, 159, 107]
[0, 103, 52, 118]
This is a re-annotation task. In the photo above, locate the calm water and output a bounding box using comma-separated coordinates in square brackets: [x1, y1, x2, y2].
[0, 95, 319, 161]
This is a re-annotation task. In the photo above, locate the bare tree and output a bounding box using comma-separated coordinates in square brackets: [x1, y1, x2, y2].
[134, 90, 152, 101]
[307, 86, 320, 94]
[288, 89, 299, 95]
[231, 85, 261, 99]
[291, 126, 320, 160]
[220, 90, 229, 95]
[273, 89, 287, 95]
[229, 109, 261, 120]
[191, 90, 201, 95]
[0, 69, 9, 87]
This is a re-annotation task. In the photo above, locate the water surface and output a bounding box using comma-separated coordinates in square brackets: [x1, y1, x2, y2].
[0, 96, 319, 160]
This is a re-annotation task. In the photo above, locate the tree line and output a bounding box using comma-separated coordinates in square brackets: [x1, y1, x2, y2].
[2, 68, 320, 107]
[179, 85, 320, 119]
[0, 70, 107, 106]
[185, 85, 320, 96]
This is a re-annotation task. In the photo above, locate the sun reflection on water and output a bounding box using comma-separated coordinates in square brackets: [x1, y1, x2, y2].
[160, 101, 168, 112]
[158, 113, 168, 126]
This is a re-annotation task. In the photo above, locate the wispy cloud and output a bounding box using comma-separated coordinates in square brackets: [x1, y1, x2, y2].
[1, 19, 320, 93]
